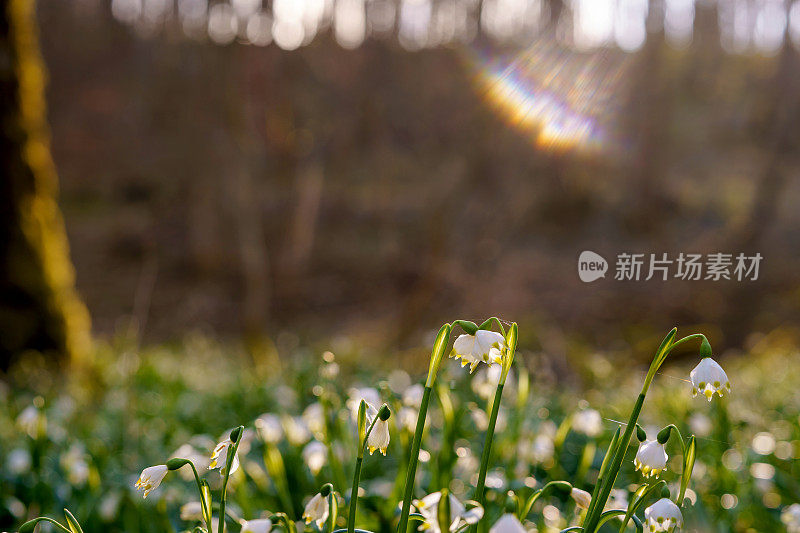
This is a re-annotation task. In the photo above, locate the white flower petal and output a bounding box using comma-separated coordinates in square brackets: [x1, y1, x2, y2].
[134, 465, 168, 498]
[241, 518, 273, 533]
[489, 514, 525, 533]
[368, 419, 390, 455]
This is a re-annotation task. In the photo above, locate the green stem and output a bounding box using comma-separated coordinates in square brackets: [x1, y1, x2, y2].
[347, 413, 380, 533]
[520, 481, 573, 520]
[475, 383, 504, 505]
[584, 329, 682, 532]
[478, 317, 506, 337]
[662, 333, 705, 354]
[585, 426, 621, 521]
[188, 462, 213, 533]
[346, 457, 364, 533]
[219, 428, 243, 533]
[581, 393, 645, 533]
[396, 386, 433, 533]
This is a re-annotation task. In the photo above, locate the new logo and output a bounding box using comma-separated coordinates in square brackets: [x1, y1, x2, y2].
[578, 251, 608, 282]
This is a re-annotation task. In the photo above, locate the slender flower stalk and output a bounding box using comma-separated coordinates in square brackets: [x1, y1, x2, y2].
[581, 329, 675, 533]
[166, 457, 213, 533]
[397, 323, 452, 533]
[347, 402, 390, 533]
[473, 323, 517, 522]
[218, 426, 244, 533]
[582, 329, 715, 533]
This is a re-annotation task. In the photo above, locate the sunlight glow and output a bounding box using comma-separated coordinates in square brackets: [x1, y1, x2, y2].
[574, 0, 615, 49]
[469, 39, 628, 153]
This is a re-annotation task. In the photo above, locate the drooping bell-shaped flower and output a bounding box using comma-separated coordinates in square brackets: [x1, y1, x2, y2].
[134, 465, 168, 498]
[451, 330, 506, 373]
[690, 358, 731, 401]
[634, 439, 668, 478]
[368, 417, 390, 455]
[644, 498, 683, 532]
[302, 492, 330, 528]
[209, 438, 239, 476]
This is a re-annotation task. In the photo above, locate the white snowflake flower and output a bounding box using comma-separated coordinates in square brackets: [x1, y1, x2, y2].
[634, 439, 668, 478]
[209, 438, 239, 476]
[644, 498, 683, 532]
[134, 465, 168, 498]
[690, 358, 731, 401]
[303, 492, 329, 528]
[451, 330, 506, 373]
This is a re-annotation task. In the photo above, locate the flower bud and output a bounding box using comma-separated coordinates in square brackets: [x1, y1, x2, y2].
[454, 320, 478, 335]
[657, 426, 671, 445]
[699, 337, 712, 358]
[437, 488, 451, 533]
[320, 483, 333, 497]
[378, 404, 391, 421]
[636, 425, 647, 442]
[166, 458, 190, 471]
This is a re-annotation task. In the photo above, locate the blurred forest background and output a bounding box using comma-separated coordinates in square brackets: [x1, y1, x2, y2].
[15, 0, 800, 356]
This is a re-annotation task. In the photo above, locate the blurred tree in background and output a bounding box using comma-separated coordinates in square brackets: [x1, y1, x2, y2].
[0, 0, 90, 368]
[4, 0, 800, 358]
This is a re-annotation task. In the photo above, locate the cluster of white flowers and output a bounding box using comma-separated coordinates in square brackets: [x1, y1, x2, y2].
[90, 323, 739, 533]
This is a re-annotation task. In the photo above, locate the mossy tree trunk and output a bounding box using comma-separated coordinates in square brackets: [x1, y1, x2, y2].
[0, 0, 90, 368]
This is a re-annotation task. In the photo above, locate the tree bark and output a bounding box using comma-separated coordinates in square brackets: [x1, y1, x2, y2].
[0, 0, 90, 368]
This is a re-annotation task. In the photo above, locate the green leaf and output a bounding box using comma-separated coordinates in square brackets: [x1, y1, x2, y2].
[437, 489, 451, 533]
[63, 509, 84, 533]
[327, 491, 338, 533]
[201, 480, 213, 526]
[619, 481, 666, 532]
[679, 436, 697, 505]
[19, 517, 71, 533]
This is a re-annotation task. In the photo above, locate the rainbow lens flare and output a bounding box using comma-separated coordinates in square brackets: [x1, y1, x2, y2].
[467, 38, 630, 154]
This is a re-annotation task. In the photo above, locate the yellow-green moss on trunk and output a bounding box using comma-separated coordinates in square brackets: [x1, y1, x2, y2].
[0, 0, 90, 367]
